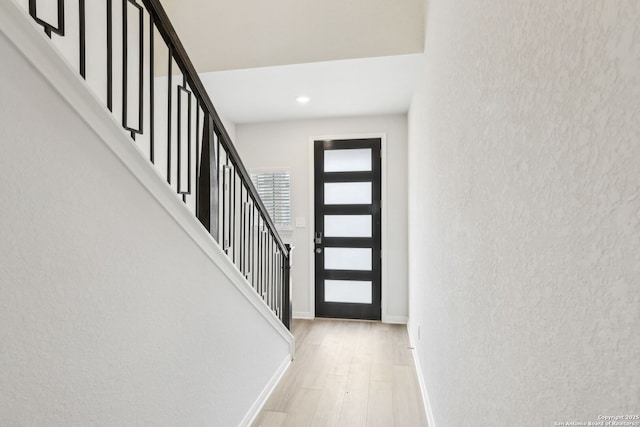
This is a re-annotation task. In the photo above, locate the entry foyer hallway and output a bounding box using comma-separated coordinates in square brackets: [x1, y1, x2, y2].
[252, 320, 428, 426]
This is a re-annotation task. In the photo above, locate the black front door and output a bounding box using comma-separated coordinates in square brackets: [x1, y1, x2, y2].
[314, 138, 382, 320]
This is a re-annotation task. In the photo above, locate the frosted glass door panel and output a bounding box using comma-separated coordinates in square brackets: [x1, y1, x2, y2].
[324, 182, 371, 205]
[325, 280, 372, 304]
[325, 215, 372, 237]
[324, 149, 372, 172]
[324, 247, 372, 270]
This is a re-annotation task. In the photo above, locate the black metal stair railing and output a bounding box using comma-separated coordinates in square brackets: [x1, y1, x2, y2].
[25, 0, 292, 329]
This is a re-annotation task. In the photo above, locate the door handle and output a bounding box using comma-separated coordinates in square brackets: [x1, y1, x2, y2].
[315, 232, 322, 245]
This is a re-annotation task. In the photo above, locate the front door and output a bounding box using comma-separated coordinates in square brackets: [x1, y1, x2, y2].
[314, 138, 382, 320]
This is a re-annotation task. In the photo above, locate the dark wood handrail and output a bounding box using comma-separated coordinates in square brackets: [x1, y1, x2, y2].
[140, 0, 289, 257]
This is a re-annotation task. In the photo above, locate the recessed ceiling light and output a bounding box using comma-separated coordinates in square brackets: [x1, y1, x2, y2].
[296, 96, 310, 104]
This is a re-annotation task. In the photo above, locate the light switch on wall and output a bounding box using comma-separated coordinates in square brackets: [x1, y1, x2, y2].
[295, 217, 306, 228]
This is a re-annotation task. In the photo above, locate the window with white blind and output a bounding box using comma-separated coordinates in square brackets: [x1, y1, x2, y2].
[250, 170, 291, 229]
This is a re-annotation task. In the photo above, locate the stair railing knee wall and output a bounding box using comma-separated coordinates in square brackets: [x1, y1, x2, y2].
[25, 0, 291, 330]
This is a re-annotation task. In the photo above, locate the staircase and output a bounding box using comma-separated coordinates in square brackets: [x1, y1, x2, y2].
[13, 0, 292, 327]
[0, 1, 293, 425]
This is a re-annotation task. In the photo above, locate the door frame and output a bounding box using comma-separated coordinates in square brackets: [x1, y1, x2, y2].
[307, 133, 388, 321]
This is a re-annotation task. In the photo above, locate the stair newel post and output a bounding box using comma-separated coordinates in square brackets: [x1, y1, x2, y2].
[283, 244, 293, 330]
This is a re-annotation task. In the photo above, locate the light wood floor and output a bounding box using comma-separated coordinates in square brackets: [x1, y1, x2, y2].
[252, 319, 428, 427]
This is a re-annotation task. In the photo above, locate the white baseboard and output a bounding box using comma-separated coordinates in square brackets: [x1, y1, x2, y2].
[240, 354, 291, 427]
[408, 332, 436, 427]
[382, 314, 408, 324]
[293, 311, 314, 320]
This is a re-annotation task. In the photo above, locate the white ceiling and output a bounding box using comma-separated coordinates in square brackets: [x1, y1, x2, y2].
[161, 0, 425, 72]
[200, 54, 425, 124]
[160, 0, 426, 124]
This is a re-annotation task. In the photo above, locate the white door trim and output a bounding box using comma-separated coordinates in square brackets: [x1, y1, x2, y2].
[307, 133, 388, 321]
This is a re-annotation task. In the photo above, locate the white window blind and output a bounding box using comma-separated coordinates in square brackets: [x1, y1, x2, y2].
[250, 171, 291, 229]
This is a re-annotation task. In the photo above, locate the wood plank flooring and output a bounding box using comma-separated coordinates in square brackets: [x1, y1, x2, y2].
[252, 319, 428, 427]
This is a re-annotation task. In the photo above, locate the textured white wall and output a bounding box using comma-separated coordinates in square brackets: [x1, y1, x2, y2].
[0, 16, 289, 426]
[236, 116, 409, 322]
[408, 0, 640, 425]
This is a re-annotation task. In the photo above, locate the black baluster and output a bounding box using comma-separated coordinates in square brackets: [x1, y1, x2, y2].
[149, 16, 154, 163]
[166, 48, 172, 185]
[107, 0, 113, 111]
[79, 0, 85, 78]
[194, 99, 200, 210]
